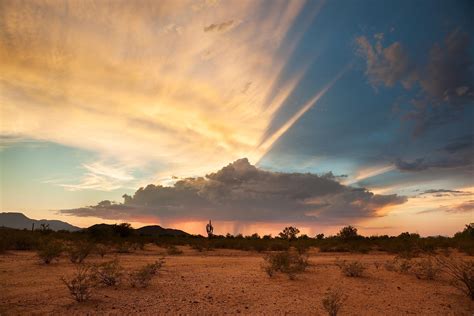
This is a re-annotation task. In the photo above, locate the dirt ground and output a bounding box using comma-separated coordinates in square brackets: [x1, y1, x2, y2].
[0, 246, 473, 315]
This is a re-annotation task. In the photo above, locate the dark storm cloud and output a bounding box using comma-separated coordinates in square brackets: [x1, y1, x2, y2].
[60, 158, 406, 223]
[356, 29, 474, 135]
[395, 134, 473, 172]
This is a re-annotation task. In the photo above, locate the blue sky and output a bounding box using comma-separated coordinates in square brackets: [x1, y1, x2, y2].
[0, 0, 472, 236]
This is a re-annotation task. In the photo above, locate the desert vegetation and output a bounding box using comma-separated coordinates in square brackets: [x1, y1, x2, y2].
[37, 239, 63, 264]
[94, 259, 124, 286]
[61, 265, 96, 302]
[322, 288, 346, 316]
[129, 260, 164, 288]
[0, 223, 473, 313]
[262, 248, 308, 279]
[1, 223, 472, 258]
[436, 256, 474, 300]
[336, 259, 366, 277]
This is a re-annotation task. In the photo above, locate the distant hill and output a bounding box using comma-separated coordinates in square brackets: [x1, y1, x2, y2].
[137, 225, 190, 237]
[0, 212, 81, 231]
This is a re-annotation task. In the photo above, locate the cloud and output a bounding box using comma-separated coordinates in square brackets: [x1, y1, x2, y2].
[0, 0, 308, 182]
[418, 200, 474, 214]
[395, 158, 428, 171]
[43, 160, 138, 191]
[446, 200, 474, 213]
[395, 134, 473, 172]
[420, 29, 473, 104]
[203, 20, 235, 32]
[418, 189, 473, 197]
[60, 158, 407, 223]
[356, 29, 474, 135]
[355, 36, 416, 88]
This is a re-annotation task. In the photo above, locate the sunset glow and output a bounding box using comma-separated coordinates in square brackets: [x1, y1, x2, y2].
[1, 0, 472, 236]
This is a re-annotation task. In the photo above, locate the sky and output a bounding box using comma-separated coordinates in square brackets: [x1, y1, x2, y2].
[0, 0, 473, 237]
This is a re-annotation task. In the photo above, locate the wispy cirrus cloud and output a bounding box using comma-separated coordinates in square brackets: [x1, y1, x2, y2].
[43, 160, 138, 191]
[0, 0, 323, 186]
[417, 200, 474, 215]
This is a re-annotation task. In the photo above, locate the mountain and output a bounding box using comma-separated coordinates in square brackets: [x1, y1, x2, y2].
[137, 225, 190, 237]
[0, 212, 81, 231]
[85, 223, 190, 237]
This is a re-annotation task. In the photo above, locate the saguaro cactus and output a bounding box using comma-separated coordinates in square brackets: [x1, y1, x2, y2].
[206, 220, 214, 238]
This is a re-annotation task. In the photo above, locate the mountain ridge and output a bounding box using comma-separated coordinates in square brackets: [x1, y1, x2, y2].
[0, 212, 81, 231]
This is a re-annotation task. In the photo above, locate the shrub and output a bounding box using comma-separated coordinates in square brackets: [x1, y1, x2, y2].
[252, 242, 268, 252]
[13, 233, 38, 250]
[373, 262, 381, 270]
[129, 264, 156, 288]
[68, 241, 93, 264]
[262, 250, 308, 280]
[457, 240, 474, 256]
[322, 288, 346, 316]
[146, 258, 165, 275]
[0, 238, 7, 254]
[116, 242, 132, 253]
[37, 239, 63, 264]
[94, 259, 124, 286]
[413, 257, 440, 280]
[61, 265, 96, 302]
[129, 260, 164, 288]
[295, 243, 310, 255]
[436, 256, 474, 300]
[95, 244, 107, 258]
[384, 260, 397, 272]
[337, 260, 366, 277]
[269, 241, 290, 251]
[191, 243, 204, 252]
[166, 245, 183, 255]
[397, 259, 412, 274]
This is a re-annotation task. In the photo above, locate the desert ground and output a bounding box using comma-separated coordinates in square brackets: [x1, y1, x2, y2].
[0, 246, 472, 315]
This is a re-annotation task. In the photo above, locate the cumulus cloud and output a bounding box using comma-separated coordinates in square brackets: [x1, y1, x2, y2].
[356, 29, 474, 135]
[60, 158, 407, 223]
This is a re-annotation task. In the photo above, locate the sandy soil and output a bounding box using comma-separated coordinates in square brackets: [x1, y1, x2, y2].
[0, 246, 473, 315]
